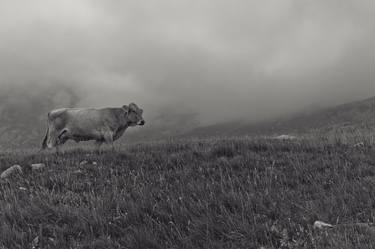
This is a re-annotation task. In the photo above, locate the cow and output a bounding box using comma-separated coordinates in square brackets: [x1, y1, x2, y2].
[41, 103, 145, 152]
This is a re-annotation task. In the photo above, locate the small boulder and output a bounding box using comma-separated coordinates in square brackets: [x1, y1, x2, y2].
[313, 220, 334, 229]
[274, 134, 297, 140]
[72, 170, 83, 174]
[31, 163, 46, 170]
[79, 160, 97, 166]
[354, 142, 365, 148]
[1, 165, 23, 179]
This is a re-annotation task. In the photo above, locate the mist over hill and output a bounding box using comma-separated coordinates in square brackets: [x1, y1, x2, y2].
[1, 1, 375, 150]
[185, 96, 375, 138]
[1, 1, 375, 131]
[1, 86, 375, 150]
[0, 85, 79, 149]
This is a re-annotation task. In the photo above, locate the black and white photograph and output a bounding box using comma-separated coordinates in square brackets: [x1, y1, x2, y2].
[1, 1, 375, 248]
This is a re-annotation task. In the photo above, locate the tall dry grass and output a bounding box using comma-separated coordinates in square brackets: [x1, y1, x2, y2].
[0, 134, 375, 248]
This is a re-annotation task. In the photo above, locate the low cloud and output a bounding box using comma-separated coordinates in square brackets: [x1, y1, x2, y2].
[0, 0, 375, 126]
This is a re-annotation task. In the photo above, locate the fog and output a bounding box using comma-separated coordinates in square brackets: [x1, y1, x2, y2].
[1, 0, 375, 126]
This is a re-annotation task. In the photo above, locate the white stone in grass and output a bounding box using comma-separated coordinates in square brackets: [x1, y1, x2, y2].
[354, 142, 365, 148]
[313, 221, 334, 229]
[0, 165, 22, 179]
[31, 163, 46, 170]
[79, 160, 88, 166]
[274, 134, 297, 140]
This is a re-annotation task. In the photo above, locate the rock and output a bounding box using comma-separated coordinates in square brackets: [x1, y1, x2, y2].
[274, 135, 297, 140]
[313, 220, 334, 229]
[80, 160, 97, 166]
[31, 163, 46, 170]
[0, 165, 22, 179]
[354, 142, 365, 148]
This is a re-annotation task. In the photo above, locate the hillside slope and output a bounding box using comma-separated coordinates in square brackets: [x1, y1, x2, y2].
[186, 96, 375, 137]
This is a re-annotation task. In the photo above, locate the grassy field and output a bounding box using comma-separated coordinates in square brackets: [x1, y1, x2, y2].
[1, 136, 375, 248]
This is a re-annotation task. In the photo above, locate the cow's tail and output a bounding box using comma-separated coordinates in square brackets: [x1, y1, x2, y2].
[41, 123, 49, 150]
[41, 126, 49, 150]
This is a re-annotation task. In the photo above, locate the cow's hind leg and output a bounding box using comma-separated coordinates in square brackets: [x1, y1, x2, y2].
[55, 145, 60, 155]
[94, 140, 103, 154]
[55, 129, 69, 154]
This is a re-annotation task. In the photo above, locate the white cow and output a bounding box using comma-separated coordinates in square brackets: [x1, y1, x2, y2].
[41, 103, 145, 151]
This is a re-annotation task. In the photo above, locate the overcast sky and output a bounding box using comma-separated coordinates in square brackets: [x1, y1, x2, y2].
[1, 0, 375, 125]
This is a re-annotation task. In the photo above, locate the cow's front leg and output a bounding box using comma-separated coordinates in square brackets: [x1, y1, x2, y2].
[55, 129, 69, 154]
[103, 132, 115, 152]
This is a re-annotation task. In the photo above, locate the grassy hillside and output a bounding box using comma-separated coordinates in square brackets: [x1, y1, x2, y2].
[1, 137, 375, 248]
[187, 96, 375, 137]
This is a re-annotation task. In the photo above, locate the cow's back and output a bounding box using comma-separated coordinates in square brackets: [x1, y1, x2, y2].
[44, 107, 128, 147]
[57, 108, 124, 137]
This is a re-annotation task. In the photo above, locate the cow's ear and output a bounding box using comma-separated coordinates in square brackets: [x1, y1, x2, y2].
[122, 105, 129, 114]
[129, 103, 137, 111]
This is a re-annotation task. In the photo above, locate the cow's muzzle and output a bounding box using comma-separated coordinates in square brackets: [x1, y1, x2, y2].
[138, 120, 145, 126]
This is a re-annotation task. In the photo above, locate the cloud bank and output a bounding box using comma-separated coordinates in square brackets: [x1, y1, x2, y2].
[1, 0, 375, 125]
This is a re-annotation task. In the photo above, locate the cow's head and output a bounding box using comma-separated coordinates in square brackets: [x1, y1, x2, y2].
[123, 103, 145, 126]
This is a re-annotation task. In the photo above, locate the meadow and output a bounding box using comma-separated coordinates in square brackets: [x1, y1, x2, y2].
[1, 136, 375, 248]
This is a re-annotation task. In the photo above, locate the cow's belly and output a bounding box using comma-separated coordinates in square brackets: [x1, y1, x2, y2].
[71, 133, 98, 142]
[65, 124, 104, 142]
[62, 110, 118, 142]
